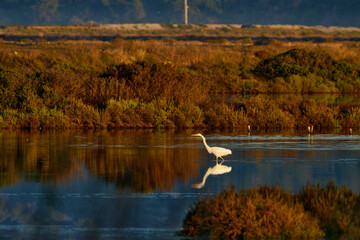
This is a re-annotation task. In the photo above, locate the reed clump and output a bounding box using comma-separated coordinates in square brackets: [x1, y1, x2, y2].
[181, 182, 360, 239]
[299, 182, 360, 238]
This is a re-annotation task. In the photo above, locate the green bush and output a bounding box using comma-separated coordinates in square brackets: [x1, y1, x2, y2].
[252, 48, 360, 93]
[37, 107, 68, 129]
[149, 99, 175, 128]
[237, 78, 266, 94]
[1, 109, 20, 128]
[104, 98, 151, 128]
[173, 103, 205, 128]
[64, 98, 101, 128]
[253, 48, 334, 80]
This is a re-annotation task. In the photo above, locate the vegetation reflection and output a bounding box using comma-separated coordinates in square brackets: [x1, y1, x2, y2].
[0, 130, 79, 188]
[0, 130, 203, 192]
[84, 131, 203, 192]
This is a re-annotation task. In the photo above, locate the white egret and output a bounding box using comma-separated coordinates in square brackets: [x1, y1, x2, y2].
[192, 133, 232, 164]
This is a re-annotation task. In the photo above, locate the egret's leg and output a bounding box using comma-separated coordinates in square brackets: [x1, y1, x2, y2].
[216, 156, 218, 164]
[219, 156, 225, 165]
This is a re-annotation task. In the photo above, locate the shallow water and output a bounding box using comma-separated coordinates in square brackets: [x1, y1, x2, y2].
[0, 130, 359, 239]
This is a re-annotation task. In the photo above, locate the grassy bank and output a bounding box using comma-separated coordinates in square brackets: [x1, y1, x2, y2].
[0, 39, 360, 129]
[181, 182, 360, 239]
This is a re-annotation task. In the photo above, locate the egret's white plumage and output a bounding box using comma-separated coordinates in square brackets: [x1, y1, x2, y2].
[192, 133, 232, 164]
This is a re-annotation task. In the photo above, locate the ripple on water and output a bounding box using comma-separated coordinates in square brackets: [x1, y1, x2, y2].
[0, 225, 182, 240]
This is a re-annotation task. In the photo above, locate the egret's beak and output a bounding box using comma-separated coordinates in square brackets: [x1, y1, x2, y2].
[191, 134, 199, 136]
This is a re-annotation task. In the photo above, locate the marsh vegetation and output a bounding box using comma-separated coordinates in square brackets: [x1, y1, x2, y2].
[0, 38, 360, 130]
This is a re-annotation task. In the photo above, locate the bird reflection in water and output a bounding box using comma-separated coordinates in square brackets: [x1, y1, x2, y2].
[192, 163, 232, 189]
[191, 133, 232, 189]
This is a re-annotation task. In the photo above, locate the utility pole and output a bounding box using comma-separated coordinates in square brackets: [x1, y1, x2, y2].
[184, 0, 189, 25]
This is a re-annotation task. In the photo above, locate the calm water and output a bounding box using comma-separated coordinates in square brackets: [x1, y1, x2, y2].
[0, 130, 360, 239]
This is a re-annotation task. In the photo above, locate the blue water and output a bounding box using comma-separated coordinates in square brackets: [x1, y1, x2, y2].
[0, 130, 359, 239]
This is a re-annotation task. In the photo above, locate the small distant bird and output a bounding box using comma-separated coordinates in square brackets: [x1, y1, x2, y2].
[308, 125, 314, 134]
[192, 133, 232, 164]
[349, 128, 352, 135]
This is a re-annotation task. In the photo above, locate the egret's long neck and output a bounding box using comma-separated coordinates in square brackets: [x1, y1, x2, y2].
[200, 135, 212, 153]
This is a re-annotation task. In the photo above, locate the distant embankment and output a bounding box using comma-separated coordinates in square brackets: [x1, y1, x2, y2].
[1, 23, 360, 43]
[1, 34, 360, 43]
